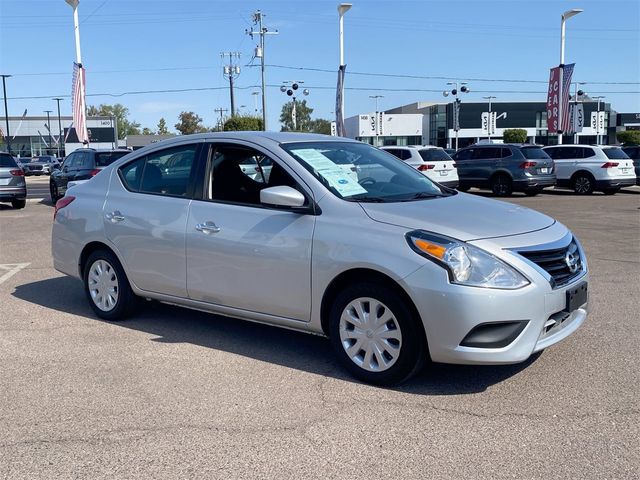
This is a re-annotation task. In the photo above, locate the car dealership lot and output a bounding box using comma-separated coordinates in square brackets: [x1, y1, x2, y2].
[1, 188, 638, 478]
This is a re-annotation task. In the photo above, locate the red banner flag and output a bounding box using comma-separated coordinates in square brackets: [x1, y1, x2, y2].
[546, 67, 561, 133]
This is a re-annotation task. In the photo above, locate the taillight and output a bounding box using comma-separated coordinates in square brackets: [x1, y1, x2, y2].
[520, 161, 537, 169]
[54, 195, 75, 220]
[89, 169, 101, 177]
[9, 169, 25, 176]
[601, 162, 619, 168]
[418, 164, 435, 171]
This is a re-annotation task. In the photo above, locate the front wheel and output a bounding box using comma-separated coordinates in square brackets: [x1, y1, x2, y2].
[83, 249, 139, 321]
[329, 282, 426, 386]
[50, 183, 60, 203]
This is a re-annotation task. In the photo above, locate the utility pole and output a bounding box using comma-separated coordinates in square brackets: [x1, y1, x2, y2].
[53, 98, 63, 157]
[221, 52, 241, 116]
[214, 107, 229, 131]
[247, 11, 278, 131]
[1, 74, 11, 154]
[44, 110, 53, 154]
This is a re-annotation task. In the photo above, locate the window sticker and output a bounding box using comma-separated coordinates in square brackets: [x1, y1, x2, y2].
[293, 148, 367, 197]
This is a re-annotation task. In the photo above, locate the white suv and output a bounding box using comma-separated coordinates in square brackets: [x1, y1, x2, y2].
[543, 145, 635, 195]
[381, 146, 458, 188]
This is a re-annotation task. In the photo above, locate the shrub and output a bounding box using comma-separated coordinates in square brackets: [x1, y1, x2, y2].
[502, 129, 528, 144]
[616, 130, 640, 145]
[223, 115, 264, 131]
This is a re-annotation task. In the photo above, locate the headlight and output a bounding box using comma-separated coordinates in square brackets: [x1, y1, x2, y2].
[406, 230, 529, 290]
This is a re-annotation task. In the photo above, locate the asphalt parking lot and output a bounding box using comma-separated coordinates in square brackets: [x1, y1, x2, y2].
[1, 176, 639, 479]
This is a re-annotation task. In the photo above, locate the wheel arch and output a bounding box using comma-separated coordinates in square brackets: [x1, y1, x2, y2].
[78, 241, 119, 278]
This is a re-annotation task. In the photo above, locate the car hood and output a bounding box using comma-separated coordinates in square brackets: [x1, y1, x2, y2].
[359, 192, 555, 241]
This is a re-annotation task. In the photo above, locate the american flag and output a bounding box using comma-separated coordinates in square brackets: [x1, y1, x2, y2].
[71, 62, 89, 144]
[560, 63, 575, 132]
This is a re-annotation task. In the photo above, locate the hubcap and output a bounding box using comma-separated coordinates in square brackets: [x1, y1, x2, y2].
[339, 297, 402, 372]
[575, 177, 590, 193]
[87, 259, 119, 312]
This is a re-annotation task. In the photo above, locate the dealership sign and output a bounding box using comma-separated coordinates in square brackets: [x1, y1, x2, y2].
[546, 64, 574, 133]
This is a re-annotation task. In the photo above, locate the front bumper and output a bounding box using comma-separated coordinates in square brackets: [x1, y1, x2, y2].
[401, 223, 588, 365]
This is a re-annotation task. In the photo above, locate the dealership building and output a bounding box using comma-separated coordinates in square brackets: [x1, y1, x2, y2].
[345, 100, 625, 148]
[0, 115, 118, 158]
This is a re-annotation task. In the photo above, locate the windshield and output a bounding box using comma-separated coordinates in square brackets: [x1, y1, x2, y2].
[521, 147, 551, 160]
[419, 149, 451, 161]
[282, 141, 451, 202]
[95, 151, 129, 167]
[603, 148, 630, 160]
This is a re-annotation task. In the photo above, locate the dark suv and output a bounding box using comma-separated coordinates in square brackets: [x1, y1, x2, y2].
[452, 144, 556, 196]
[621, 146, 640, 185]
[50, 148, 131, 202]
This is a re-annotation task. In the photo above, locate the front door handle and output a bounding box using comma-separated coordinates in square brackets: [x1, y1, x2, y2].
[195, 221, 221, 234]
[106, 210, 125, 223]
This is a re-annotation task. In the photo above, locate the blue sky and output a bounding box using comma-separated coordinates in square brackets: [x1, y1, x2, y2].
[1, 0, 638, 132]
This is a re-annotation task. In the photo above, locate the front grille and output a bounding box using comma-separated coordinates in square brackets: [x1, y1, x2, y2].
[519, 238, 583, 288]
[28, 165, 43, 171]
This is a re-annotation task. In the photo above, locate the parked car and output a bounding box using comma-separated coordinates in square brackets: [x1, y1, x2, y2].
[621, 145, 640, 185]
[27, 155, 60, 175]
[452, 144, 556, 196]
[52, 132, 589, 386]
[444, 148, 456, 157]
[15, 157, 30, 171]
[0, 152, 27, 209]
[50, 148, 131, 202]
[380, 145, 459, 188]
[543, 145, 635, 195]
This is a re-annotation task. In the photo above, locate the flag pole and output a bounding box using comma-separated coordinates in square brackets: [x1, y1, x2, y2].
[66, 0, 88, 147]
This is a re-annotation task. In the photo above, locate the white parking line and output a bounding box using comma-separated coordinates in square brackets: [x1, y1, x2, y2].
[0, 263, 31, 285]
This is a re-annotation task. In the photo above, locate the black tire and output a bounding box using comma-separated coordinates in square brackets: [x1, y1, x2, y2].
[329, 282, 426, 386]
[602, 188, 619, 195]
[11, 199, 26, 209]
[83, 249, 139, 321]
[490, 174, 513, 197]
[572, 173, 595, 195]
[50, 182, 60, 204]
[524, 188, 542, 197]
[457, 185, 470, 192]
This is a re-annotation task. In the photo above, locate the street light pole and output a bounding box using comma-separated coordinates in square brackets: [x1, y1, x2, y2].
[53, 98, 63, 157]
[1, 74, 11, 154]
[558, 8, 583, 145]
[443, 82, 469, 150]
[338, 3, 352, 126]
[44, 110, 53, 154]
[483, 95, 496, 141]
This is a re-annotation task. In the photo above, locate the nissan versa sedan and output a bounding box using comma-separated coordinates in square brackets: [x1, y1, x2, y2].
[52, 132, 589, 385]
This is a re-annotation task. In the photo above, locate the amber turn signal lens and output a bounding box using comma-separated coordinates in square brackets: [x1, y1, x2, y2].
[414, 239, 446, 259]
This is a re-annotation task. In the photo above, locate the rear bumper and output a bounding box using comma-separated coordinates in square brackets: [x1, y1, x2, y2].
[596, 178, 636, 190]
[439, 179, 459, 189]
[514, 175, 556, 190]
[0, 186, 27, 200]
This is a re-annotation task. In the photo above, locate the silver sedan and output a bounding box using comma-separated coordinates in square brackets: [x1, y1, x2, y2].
[52, 132, 589, 385]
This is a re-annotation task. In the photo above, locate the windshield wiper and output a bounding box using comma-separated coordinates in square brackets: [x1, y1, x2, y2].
[400, 191, 445, 201]
[345, 195, 388, 203]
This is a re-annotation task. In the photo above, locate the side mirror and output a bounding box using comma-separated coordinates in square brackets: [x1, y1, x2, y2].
[260, 186, 305, 208]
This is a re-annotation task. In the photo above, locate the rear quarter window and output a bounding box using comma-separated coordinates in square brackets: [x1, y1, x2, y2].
[118, 158, 146, 191]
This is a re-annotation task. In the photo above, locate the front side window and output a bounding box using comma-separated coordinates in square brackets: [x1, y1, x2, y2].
[207, 145, 299, 206]
[453, 149, 473, 160]
[282, 141, 450, 203]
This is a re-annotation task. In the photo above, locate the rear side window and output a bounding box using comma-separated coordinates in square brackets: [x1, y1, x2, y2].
[119, 157, 146, 191]
[521, 148, 551, 159]
[472, 148, 501, 160]
[500, 147, 513, 158]
[419, 149, 451, 161]
[603, 148, 630, 160]
[96, 151, 128, 167]
[580, 148, 595, 159]
[0, 154, 17, 168]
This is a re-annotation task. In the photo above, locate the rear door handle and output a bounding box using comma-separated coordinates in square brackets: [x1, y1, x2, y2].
[195, 221, 221, 234]
[106, 210, 125, 223]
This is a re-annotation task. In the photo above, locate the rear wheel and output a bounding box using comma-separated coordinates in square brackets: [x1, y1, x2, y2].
[572, 173, 595, 195]
[83, 249, 139, 321]
[490, 174, 513, 197]
[11, 199, 26, 209]
[329, 282, 426, 386]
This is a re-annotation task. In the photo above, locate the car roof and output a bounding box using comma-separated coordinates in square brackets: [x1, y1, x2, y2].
[382, 145, 443, 150]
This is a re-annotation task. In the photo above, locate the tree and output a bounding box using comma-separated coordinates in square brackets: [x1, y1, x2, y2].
[309, 118, 332, 135]
[223, 115, 263, 131]
[175, 111, 208, 135]
[279, 100, 313, 132]
[617, 130, 640, 145]
[86, 103, 140, 139]
[502, 128, 528, 144]
[142, 127, 154, 135]
[157, 117, 169, 135]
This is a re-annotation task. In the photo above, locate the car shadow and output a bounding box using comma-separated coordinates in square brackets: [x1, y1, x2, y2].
[12, 276, 539, 395]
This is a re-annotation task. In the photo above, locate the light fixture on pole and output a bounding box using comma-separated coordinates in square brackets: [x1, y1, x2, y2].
[443, 82, 470, 150]
[281, 81, 309, 131]
[52, 98, 64, 157]
[558, 8, 584, 145]
[1, 74, 11, 154]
